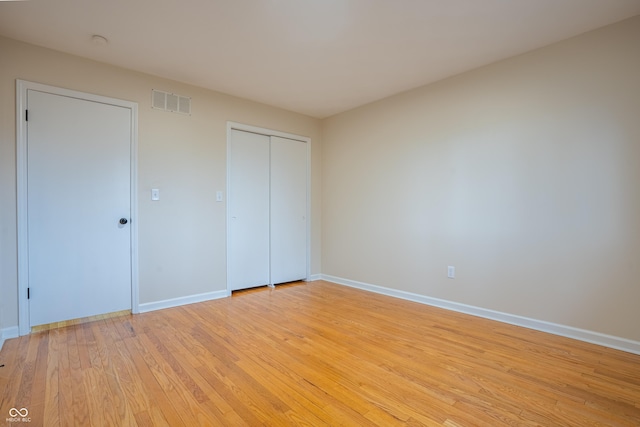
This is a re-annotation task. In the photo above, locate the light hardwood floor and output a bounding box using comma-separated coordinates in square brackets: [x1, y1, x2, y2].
[1, 281, 639, 426]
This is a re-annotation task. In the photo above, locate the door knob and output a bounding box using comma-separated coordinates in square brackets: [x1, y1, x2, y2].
[119, 218, 128, 225]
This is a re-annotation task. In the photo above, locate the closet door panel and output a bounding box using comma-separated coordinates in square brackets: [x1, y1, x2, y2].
[228, 130, 270, 290]
[270, 136, 307, 284]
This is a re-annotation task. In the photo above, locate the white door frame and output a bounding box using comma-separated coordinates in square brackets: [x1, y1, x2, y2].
[16, 80, 140, 335]
[226, 122, 311, 292]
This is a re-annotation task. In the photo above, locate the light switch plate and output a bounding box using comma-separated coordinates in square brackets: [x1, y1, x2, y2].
[216, 191, 223, 202]
[151, 188, 160, 201]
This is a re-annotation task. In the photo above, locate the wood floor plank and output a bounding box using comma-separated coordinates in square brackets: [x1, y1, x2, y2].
[10, 332, 40, 422]
[0, 280, 639, 426]
[108, 333, 158, 419]
[66, 326, 91, 426]
[92, 320, 138, 427]
[120, 335, 188, 426]
[150, 313, 244, 424]
[43, 329, 60, 426]
[0, 336, 28, 416]
[56, 328, 75, 427]
[26, 331, 49, 426]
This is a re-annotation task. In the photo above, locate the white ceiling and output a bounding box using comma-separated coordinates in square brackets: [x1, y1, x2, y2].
[1, 1, 639, 118]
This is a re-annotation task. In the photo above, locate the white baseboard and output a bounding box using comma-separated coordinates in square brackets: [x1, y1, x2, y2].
[307, 274, 322, 281]
[0, 326, 20, 352]
[138, 289, 230, 313]
[321, 274, 640, 355]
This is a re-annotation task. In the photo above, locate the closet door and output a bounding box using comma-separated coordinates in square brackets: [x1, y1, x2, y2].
[270, 136, 307, 284]
[228, 130, 270, 290]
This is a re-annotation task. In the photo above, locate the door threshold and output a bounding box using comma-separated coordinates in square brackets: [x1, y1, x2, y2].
[31, 309, 131, 332]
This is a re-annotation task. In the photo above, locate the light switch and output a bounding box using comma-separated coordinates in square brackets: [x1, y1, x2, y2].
[216, 190, 223, 202]
[151, 188, 160, 201]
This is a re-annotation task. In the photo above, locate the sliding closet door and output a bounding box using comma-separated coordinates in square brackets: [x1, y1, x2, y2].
[228, 130, 270, 291]
[270, 136, 307, 284]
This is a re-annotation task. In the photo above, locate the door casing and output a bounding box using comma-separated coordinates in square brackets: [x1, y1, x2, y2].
[16, 80, 140, 335]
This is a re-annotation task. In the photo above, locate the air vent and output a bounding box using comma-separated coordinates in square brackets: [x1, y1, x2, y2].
[151, 89, 191, 115]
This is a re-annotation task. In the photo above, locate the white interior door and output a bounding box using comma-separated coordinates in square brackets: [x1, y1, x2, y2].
[228, 129, 270, 290]
[27, 89, 132, 326]
[270, 136, 308, 284]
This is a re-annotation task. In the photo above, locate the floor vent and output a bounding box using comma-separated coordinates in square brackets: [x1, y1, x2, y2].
[152, 89, 191, 115]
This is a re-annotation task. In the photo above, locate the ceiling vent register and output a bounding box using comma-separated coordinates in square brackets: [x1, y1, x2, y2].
[152, 89, 191, 115]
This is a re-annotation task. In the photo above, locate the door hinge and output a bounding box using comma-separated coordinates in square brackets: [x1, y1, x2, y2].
[25, 110, 28, 121]
[27, 287, 30, 299]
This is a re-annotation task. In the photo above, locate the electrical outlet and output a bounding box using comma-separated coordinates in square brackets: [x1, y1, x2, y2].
[447, 266, 455, 279]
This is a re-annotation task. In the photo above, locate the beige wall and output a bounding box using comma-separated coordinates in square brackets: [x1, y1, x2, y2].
[322, 16, 640, 341]
[0, 37, 322, 330]
[3, 16, 639, 345]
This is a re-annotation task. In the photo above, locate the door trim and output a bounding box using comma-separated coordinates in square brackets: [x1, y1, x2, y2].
[16, 80, 140, 335]
[226, 122, 311, 292]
